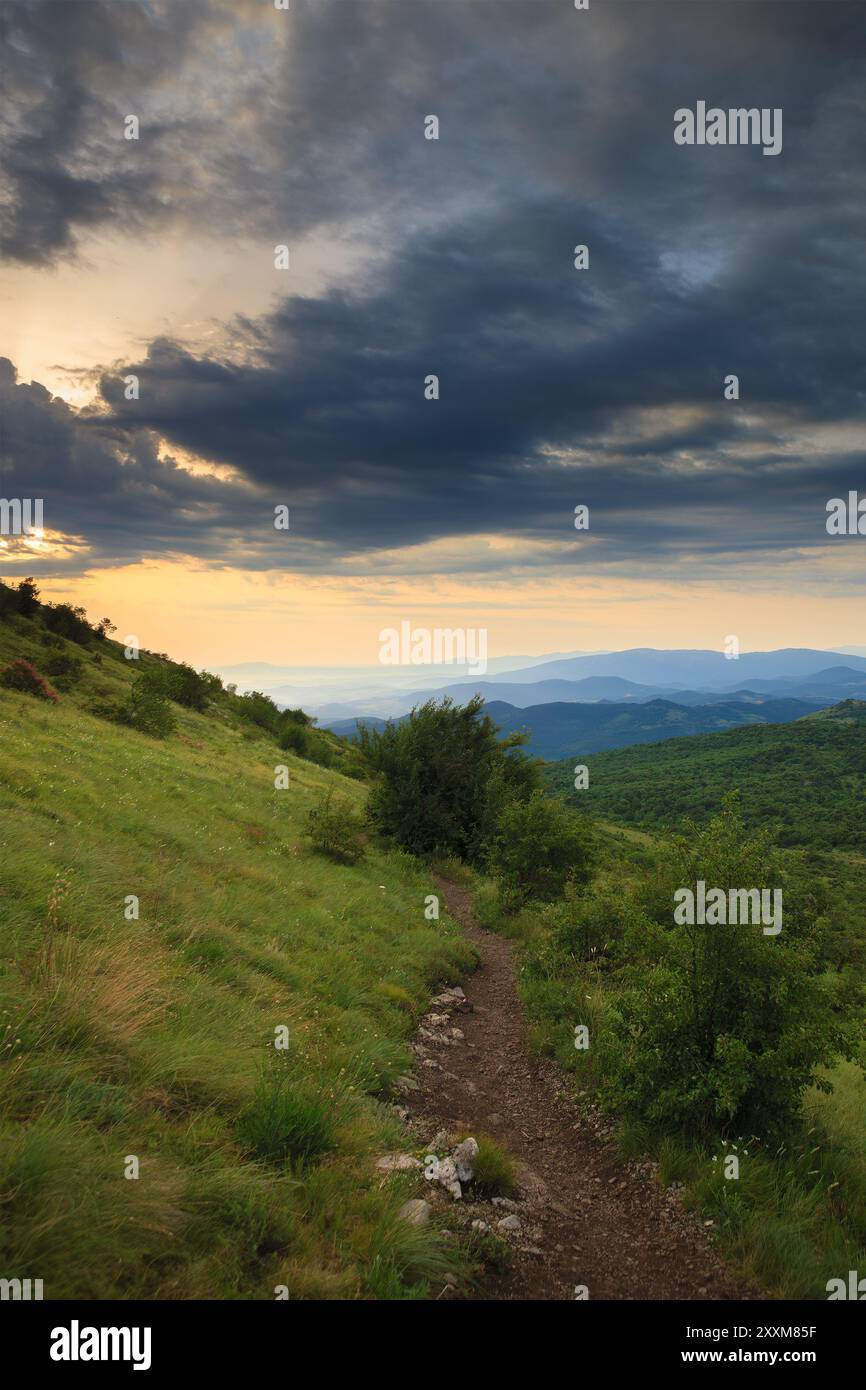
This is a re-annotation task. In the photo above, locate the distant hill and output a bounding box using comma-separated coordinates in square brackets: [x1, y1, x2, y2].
[477, 696, 822, 759]
[545, 700, 866, 851]
[326, 695, 825, 756]
[317, 649, 866, 720]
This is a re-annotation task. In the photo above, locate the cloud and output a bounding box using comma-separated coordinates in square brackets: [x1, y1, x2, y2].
[2, 0, 865, 586]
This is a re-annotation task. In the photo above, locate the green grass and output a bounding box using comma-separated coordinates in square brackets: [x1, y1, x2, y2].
[469, 1136, 517, 1198]
[0, 612, 476, 1299]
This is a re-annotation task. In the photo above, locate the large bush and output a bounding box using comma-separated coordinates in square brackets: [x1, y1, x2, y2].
[139, 661, 211, 711]
[359, 696, 539, 863]
[598, 801, 859, 1135]
[489, 790, 592, 909]
[42, 602, 92, 645]
[0, 577, 40, 618]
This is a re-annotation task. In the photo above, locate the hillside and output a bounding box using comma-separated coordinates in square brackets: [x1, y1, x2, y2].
[0, 601, 475, 1299]
[545, 701, 866, 851]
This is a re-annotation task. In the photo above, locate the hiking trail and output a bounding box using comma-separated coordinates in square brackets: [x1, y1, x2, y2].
[410, 875, 754, 1301]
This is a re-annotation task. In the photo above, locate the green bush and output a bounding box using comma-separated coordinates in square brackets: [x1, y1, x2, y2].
[118, 678, 177, 737]
[489, 790, 592, 910]
[598, 801, 861, 1136]
[279, 723, 309, 756]
[42, 602, 92, 645]
[139, 661, 211, 711]
[307, 790, 365, 863]
[43, 650, 84, 687]
[359, 696, 539, 863]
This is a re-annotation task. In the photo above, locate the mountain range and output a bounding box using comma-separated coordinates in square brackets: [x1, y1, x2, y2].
[317, 648, 866, 757]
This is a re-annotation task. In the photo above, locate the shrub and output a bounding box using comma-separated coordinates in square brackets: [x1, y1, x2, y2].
[307, 790, 365, 863]
[42, 602, 92, 645]
[489, 790, 592, 910]
[139, 661, 210, 711]
[359, 696, 539, 863]
[0, 658, 60, 702]
[43, 650, 84, 687]
[117, 679, 177, 737]
[279, 723, 309, 756]
[8, 577, 40, 616]
[228, 689, 282, 735]
[598, 800, 861, 1136]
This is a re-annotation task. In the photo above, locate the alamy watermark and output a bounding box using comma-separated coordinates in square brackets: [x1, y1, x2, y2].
[674, 102, 782, 157]
[379, 621, 488, 675]
[0, 498, 43, 536]
[674, 880, 782, 936]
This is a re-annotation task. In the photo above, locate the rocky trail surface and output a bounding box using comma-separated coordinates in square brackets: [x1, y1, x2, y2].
[400, 875, 755, 1301]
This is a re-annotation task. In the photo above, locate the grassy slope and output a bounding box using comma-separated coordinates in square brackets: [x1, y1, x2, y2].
[0, 615, 475, 1299]
[545, 702, 866, 852]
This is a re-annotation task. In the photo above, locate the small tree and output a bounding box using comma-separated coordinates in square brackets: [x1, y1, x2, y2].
[118, 678, 177, 737]
[13, 577, 40, 616]
[307, 790, 365, 863]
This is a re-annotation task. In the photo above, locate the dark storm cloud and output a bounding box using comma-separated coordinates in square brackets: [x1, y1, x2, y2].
[2, 0, 865, 576]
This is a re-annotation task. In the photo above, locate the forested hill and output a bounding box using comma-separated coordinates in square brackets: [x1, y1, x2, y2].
[545, 701, 866, 851]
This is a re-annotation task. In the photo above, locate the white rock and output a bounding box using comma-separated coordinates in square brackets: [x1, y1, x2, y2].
[452, 1137, 479, 1184]
[398, 1199, 432, 1227]
[425, 1155, 462, 1199]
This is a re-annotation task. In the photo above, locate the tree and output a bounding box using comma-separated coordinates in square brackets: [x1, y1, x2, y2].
[13, 577, 40, 616]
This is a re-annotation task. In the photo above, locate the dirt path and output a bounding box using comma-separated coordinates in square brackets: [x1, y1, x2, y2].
[412, 876, 753, 1301]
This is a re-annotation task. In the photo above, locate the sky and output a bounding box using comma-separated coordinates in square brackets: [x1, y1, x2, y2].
[1, 0, 864, 671]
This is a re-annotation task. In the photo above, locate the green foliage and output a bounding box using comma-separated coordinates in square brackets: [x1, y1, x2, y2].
[546, 703, 866, 852]
[307, 789, 366, 862]
[42, 602, 92, 645]
[42, 650, 84, 688]
[0, 576, 41, 617]
[547, 800, 859, 1136]
[139, 660, 211, 711]
[118, 677, 177, 737]
[489, 790, 592, 910]
[470, 1136, 517, 1197]
[359, 695, 539, 863]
